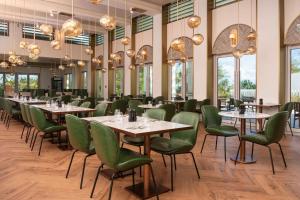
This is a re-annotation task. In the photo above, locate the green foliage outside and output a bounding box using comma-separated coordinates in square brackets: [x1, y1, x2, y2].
[240, 80, 256, 89]
[138, 67, 146, 95]
[291, 49, 300, 102]
[217, 66, 232, 98]
[115, 69, 123, 96]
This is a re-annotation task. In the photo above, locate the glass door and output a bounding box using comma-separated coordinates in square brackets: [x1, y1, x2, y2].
[114, 68, 124, 96]
[171, 62, 183, 99]
[290, 48, 300, 102]
[240, 55, 256, 102]
[95, 70, 104, 98]
[217, 56, 235, 100]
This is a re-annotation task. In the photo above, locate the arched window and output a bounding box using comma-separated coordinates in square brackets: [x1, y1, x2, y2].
[213, 24, 257, 106]
[113, 51, 125, 96]
[168, 37, 193, 99]
[285, 15, 300, 102]
[136, 45, 153, 96]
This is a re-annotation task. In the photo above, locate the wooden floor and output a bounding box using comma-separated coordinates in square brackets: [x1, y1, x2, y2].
[1, 119, 300, 200]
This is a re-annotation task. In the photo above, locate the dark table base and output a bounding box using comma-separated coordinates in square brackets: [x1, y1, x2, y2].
[125, 183, 169, 199]
[230, 155, 256, 164]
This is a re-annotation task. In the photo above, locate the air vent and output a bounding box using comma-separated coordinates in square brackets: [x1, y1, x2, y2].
[59, 12, 72, 17]
[131, 7, 146, 14]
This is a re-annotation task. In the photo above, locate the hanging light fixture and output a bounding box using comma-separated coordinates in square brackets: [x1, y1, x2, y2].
[78, 18, 85, 67]
[28, 6, 40, 60]
[89, 0, 103, 4]
[187, 15, 201, 29]
[125, 10, 135, 58]
[99, 0, 116, 31]
[91, 19, 101, 64]
[39, 11, 53, 35]
[192, 33, 204, 45]
[51, 14, 63, 50]
[189, 0, 204, 46]
[170, 0, 185, 52]
[121, 0, 130, 46]
[129, 64, 135, 70]
[62, 0, 82, 37]
[246, 0, 257, 55]
[85, 20, 94, 55]
[229, 29, 238, 48]
[19, 0, 28, 49]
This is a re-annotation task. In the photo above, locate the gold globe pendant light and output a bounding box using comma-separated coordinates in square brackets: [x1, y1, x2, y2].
[64, 55, 71, 61]
[171, 37, 185, 52]
[91, 19, 102, 65]
[246, 0, 257, 55]
[187, 15, 201, 29]
[85, 47, 94, 55]
[78, 19, 85, 67]
[99, 0, 116, 31]
[129, 64, 135, 70]
[126, 49, 135, 58]
[89, 0, 103, 5]
[232, 48, 244, 59]
[19, 41, 28, 49]
[51, 14, 63, 50]
[192, 33, 204, 45]
[78, 60, 85, 67]
[62, 0, 82, 37]
[28, 8, 41, 59]
[0, 61, 9, 68]
[121, 0, 131, 46]
[121, 37, 130, 46]
[39, 12, 53, 35]
[229, 28, 238, 48]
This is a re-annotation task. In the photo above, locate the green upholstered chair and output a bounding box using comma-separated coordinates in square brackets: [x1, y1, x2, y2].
[110, 99, 128, 114]
[61, 95, 72, 104]
[0, 97, 5, 120]
[70, 100, 80, 106]
[89, 121, 159, 199]
[29, 106, 66, 156]
[196, 98, 210, 114]
[20, 103, 30, 140]
[24, 104, 36, 145]
[235, 111, 288, 174]
[80, 101, 91, 108]
[183, 99, 198, 112]
[280, 102, 294, 136]
[143, 96, 153, 104]
[153, 96, 164, 104]
[150, 112, 200, 191]
[159, 103, 176, 121]
[3, 99, 20, 128]
[65, 114, 95, 189]
[201, 105, 239, 161]
[128, 99, 144, 116]
[94, 103, 108, 117]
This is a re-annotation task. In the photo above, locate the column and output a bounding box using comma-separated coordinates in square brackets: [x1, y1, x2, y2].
[103, 32, 109, 99]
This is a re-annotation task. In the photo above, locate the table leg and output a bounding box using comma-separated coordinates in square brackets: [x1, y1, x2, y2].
[125, 135, 169, 199]
[231, 118, 256, 164]
[258, 106, 263, 131]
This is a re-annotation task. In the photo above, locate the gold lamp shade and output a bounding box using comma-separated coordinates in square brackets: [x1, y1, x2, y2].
[247, 31, 256, 41]
[92, 57, 101, 64]
[39, 24, 53, 35]
[0, 61, 9, 68]
[110, 53, 117, 60]
[19, 41, 29, 49]
[58, 65, 65, 70]
[167, 59, 176, 65]
[89, 0, 102, 4]
[69, 62, 76, 67]
[62, 18, 83, 37]
[64, 55, 71, 61]
[29, 53, 39, 60]
[85, 47, 94, 55]
[129, 64, 136, 70]
[8, 54, 17, 64]
[192, 34, 204, 45]
[232, 48, 244, 58]
[141, 49, 147, 56]
[247, 46, 256, 55]
[187, 15, 201, 29]
[101, 68, 107, 72]
[229, 28, 238, 48]
[180, 55, 188, 62]
[171, 38, 185, 52]
[77, 60, 85, 67]
[99, 15, 116, 31]
[121, 37, 131, 46]
[17, 58, 25, 66]
[126, 49, 135, 58]
[50, 40, 61, 50]
[28, 44, 41, 55]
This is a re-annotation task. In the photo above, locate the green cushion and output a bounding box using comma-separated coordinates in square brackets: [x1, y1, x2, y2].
[116, 148, 152, 172]
[241, 133, 269, 145]
[122, 136, 145, 146]
[150, 137, 193, 155]
[43, 121, 66, 133]
[206, 125, 239, 137]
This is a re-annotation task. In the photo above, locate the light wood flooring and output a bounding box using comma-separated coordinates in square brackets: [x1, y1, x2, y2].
[1, 119, 300, 200]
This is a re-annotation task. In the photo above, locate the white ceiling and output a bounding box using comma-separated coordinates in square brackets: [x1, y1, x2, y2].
[0, 0, 164, 34]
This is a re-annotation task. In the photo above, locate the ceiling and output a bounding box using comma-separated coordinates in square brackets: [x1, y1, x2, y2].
[0, 0, 164, 34]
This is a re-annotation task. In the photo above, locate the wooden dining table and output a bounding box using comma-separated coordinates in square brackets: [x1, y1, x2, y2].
[6, 97, 47, 105]
[219, 111, 270, 164]
[83, 115, 192, 199]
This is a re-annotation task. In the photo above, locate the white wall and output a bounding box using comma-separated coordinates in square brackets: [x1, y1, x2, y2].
[135, 29, 153, 51]
[284, 0, 300, 34]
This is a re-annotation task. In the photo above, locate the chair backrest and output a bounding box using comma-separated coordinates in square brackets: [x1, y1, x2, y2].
[65, 114, 92, 153]
[234, 99, 243, 107]
[280, 102, 293, 118]
[90, 121, 120, 169]
[159, 103, 176, 121]
[143, 96, 153, 104]
[80, 101, 91, 108]
[29, 106, 47, 131]
[153, 96, 164, 104]
[201, 105, 222, 128]
[264, 111, 288, 143]
[61, 95, 72, 104]
[70, 100, 80, 106]
[94, 103, 108, 117]
[128, 100, 144, 116]
[111, 99, 128, 114]
[20, 103, 28, 123]
[24, 104, 33, 125]
[183, 99, 197, 112]
[4, 99, 12, 114]
[144, 108, 166, 121]
[170, 112, 200, 146]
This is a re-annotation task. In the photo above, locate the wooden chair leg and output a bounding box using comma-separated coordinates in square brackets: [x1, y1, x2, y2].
[66, 150, 78, 178]
[267, 146, 275, 174]
[90, 164, 103, 198]
[277, 143, 287, 168]
[200, 134, 208, 153]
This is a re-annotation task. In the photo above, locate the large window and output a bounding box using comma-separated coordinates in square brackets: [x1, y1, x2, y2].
[137, 64, 153, 96]
[23, 24, 52, 41]
[289, 48, 300, 102]
[114, 68, 124, 96]
[18, 74, 28, 91]
[170, 60, 193, 99]
[134, 15, 153, 34]
[5, 74, 15, 90]
[81, 71, 87, 89]
[95, 70, 104, 98]
[64, 73, 73, 89]
[216, 54, 256, 102]
[163, 0, 194, 24]
[0, 73, 4, 96]
[0, 20, 9, 36]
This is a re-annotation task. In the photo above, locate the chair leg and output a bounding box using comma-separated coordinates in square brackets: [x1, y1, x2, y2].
[90, 164, 103, 198]
[108, 174, 115, 200]
[288, 121, 293, 136]
[277, 143, 287, 168]
[132, 169, 135, 186]
[215, 136, 218, 150]
[38, 134, 45, 156]
[190, 152, 200, 179]
[139, 146, 142, 177]
[149, 163, 159, 200]
[173, 155, 177, 170]
[224, 137, 227, 161]
[66, 150, 78, 178]
[21, 124, 26, 139]
[31, 131, 39, 151]
[169, 155, 174, 191]
[30, 128, 37, 147]
[162, 154, 167, 167]
[80, 154, 94, 189]
[25, 127, 32, 143]
[200, 134, 208, 153]
[235, 140, 242, 165]
[234, 118, 237, 127]
[267, 146, 275, 174]
[251, 142, 254, 160]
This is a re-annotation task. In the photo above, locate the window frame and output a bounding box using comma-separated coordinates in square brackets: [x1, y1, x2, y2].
[114, 67, 124, 96]
[137, 64, 153, 97]
[286, 45, 300, 102]
[81, 71, 88, 89]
